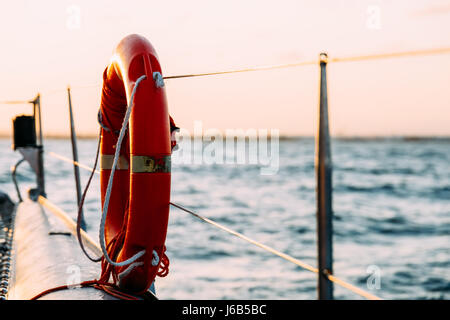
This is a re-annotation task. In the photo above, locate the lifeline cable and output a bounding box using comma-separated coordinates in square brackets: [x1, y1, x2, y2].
[329, 47, 450, 63]
[46, 151, 382, 300]
[162, 46, 450, 79]
[2, 46, 449, 101]
[162, 60, 317, 79]
[0, 100, 33, 105]
[169, 202, 381, 300]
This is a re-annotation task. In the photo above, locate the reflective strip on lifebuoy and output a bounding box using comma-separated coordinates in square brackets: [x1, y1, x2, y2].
[131, 155, 171, 173]
[100, 154, 129, 170]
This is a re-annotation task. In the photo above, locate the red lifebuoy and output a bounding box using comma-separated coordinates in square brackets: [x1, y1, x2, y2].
[98, 34, 173, 293]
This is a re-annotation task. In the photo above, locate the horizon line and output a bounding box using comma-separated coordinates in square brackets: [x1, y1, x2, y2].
[1, 133, 450, 141]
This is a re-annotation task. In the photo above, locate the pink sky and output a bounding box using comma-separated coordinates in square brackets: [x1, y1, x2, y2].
[0, 0, 449, 137]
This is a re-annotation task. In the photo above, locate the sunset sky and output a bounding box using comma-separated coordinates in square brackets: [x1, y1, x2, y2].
[0, 0, 449, 137]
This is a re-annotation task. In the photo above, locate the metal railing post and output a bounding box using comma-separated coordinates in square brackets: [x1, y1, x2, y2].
[67, 87, 86, 230]
[35, 94, 46, 197]
[315, 52, 333, 300]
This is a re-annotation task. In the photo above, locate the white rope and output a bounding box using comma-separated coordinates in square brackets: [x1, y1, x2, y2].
[99, 74, 147, 267]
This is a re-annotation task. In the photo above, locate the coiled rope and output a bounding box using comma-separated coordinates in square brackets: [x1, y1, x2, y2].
[98, 75, 148, 268]
[36, 195, 158, 300]
[46, 151, 382, 300]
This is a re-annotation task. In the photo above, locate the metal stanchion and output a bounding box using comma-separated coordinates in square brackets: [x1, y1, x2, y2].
[67, 87, 86, 230]
[315, 53, 333, 300]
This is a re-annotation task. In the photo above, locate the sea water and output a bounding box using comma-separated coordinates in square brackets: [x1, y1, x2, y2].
[0, 137, 448, 300]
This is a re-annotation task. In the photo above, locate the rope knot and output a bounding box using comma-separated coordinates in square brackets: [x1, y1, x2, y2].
[153, 72, 165, 88]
